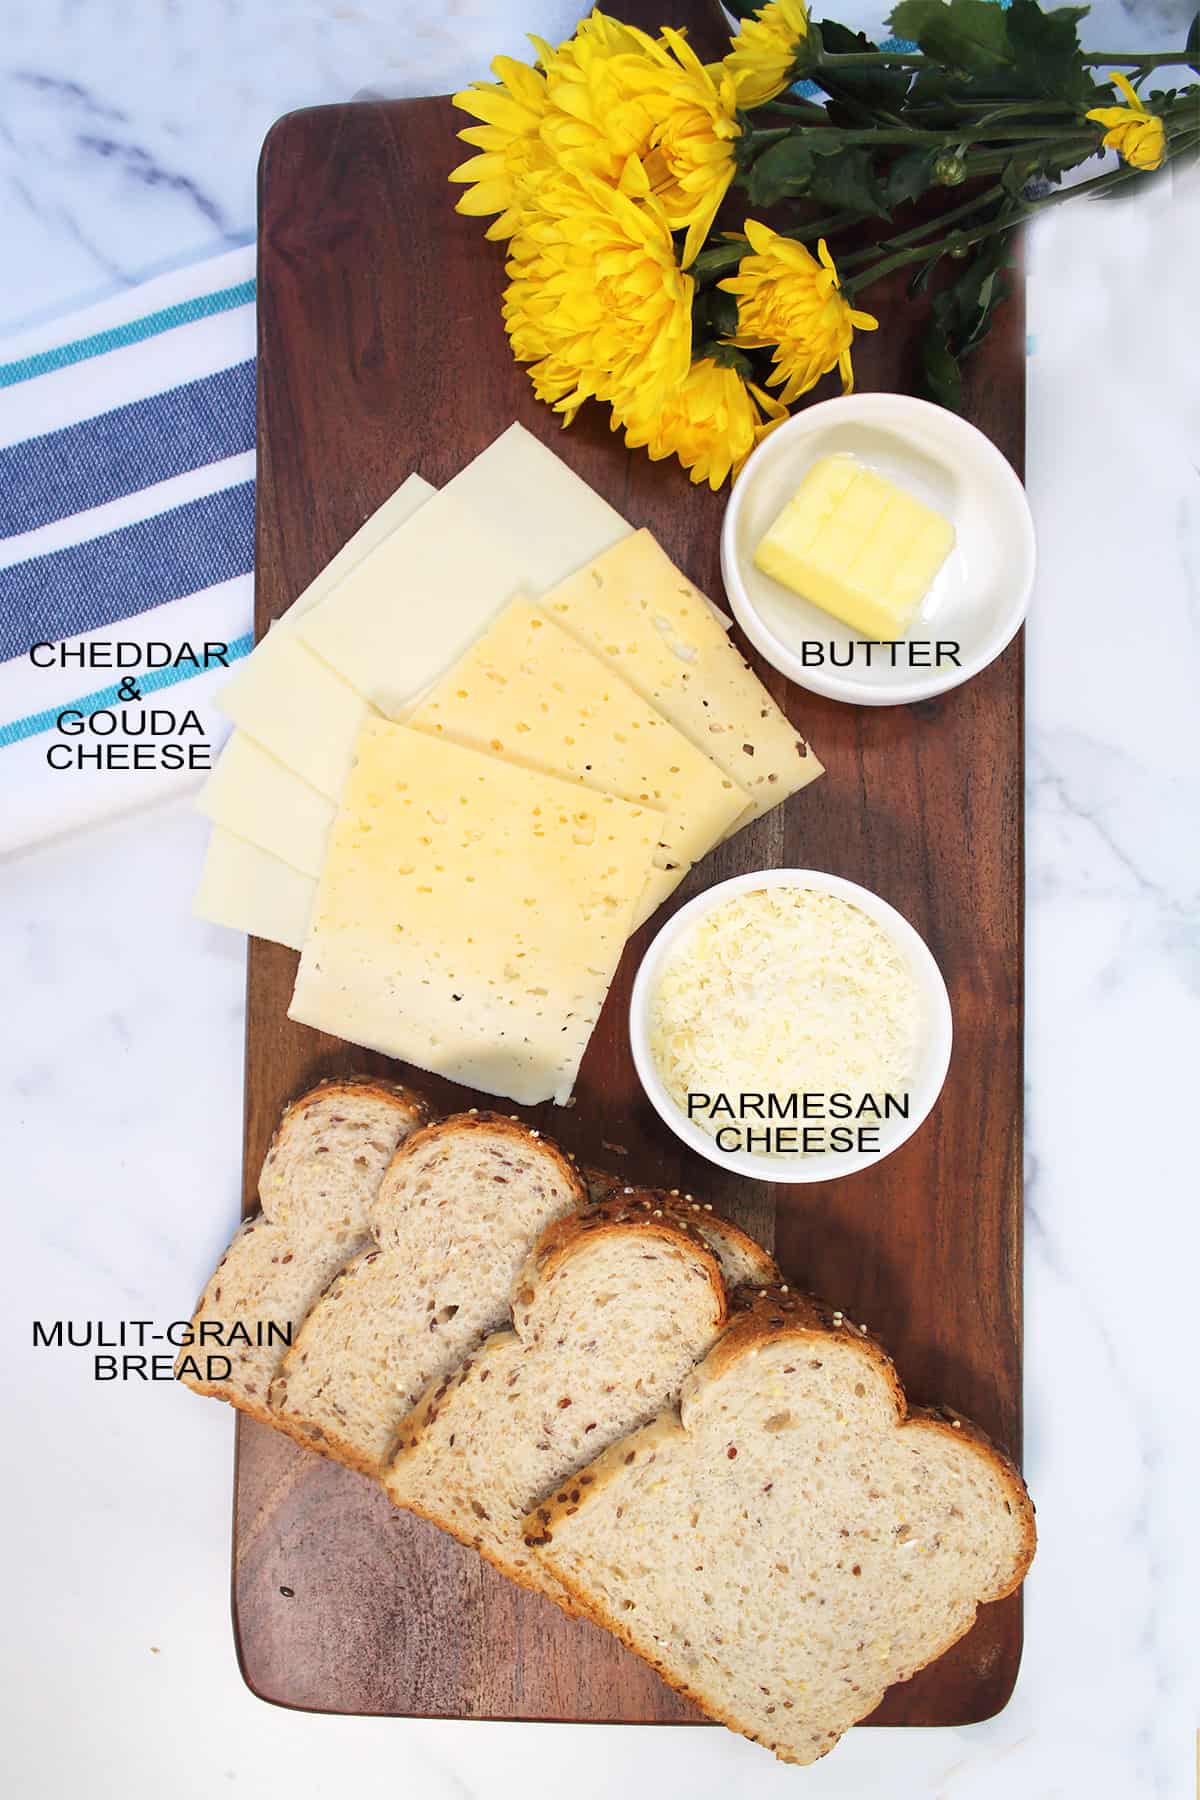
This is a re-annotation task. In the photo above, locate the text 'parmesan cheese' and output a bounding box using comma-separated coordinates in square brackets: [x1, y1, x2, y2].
[649, 886, 921, 1155]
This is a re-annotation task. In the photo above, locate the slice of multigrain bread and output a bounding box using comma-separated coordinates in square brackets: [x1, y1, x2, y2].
[268, 1112, 588, 1475]
[383, 1190, 779, 1603]
[177, 1076, 430, 1427]
[526, 1288, 1036, 1766]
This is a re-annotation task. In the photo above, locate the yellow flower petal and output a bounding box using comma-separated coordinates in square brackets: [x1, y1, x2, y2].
[454, 179, 517, 217]
[723, 0, 810, 109]
[1108, 70, 1144, 110]
[720, 220, 873, 401]
[449, 56, 553, 237]
[536, 15, 741, 268]
[448, 152, 506, 184]
[503, 169, 693, 423]
[613, 356, 787, 488]
[1085, 70, 1166, 171]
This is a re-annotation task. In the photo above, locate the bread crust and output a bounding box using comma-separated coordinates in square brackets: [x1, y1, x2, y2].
[178, 1076, 433, 1425]
[371, 1109, 588, 1232]
[276, 1071, 433, 1125]
[384, 1196, 751, 1611]
[262, 1074, 432, 1195]
[532, 1187, 779, 1291]
[268, 1110, 591, 1470]
[266, 1245, 409, 1475]
[525, 1286, 1037, 1760]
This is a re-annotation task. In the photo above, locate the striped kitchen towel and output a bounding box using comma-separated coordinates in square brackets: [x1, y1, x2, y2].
[0, 247, 256, 856]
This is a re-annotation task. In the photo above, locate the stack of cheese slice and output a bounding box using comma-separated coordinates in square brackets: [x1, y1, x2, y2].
[194, 424, 822, 1105]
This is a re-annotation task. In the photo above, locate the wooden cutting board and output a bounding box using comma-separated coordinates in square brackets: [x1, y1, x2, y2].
[235, 0, 1025, 1728]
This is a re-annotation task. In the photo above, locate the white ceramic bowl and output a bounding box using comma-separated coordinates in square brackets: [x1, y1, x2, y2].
[629, 868, 953, 1185]
[721, 393, 1036, 706]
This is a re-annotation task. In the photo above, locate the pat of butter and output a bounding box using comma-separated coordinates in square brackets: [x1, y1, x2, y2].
[753, 455, 955, 639]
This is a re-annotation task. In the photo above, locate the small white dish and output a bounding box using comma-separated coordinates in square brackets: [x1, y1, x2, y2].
[721, 393, 1036, 707]
[629, 868, 953, 1185]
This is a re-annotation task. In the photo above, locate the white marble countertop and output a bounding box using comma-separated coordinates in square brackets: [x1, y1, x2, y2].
[4, 4, 1197, 1796]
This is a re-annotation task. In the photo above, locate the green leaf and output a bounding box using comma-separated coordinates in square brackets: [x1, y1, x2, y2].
[924, 228, 1014, 380]
[691, 236, 752, 282]
[887, 0, 944, 44]
[815, 19, 913, 112]
[1001, 155, 1035, 197]
[806, 146, 889, 213]
[902, 64, 978, 127]
[889, 0, 1012, 74]
[965, 271, 1009, 351]
[1187, 11, 1199, 70]
[921, 320, 963, 410]
[885, 147, 939, 206]
[908, 253, 944, 295]
[708, 341, 755, 377]
[742, 136, 816, 206]
[1006, 0, 1092, 100]
[691, 285, 742, 360]
[906, 65, 1026, 116]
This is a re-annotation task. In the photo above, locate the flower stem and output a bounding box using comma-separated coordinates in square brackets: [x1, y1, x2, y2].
[1080, 51, 1200, 66]
[844, 158, 1150, 293]
[758, 98, 832, 121]
[810, 47, 1199, 68]
[838, 184, 1007, 270]
[787, 124, 1096, 145]
[813, 52, 927, 66]
[782, 210, 870, 242]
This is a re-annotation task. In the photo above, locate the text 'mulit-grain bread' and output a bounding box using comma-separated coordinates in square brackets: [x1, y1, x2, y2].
[268, 1112, 588, 1475]
[527, 1288, 1036, 1766]
[177, 1076, 430, 1425]
[383, 1189, 779, 1603]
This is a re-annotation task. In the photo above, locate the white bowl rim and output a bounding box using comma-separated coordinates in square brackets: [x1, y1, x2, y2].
[629, 867, 954, 1185]
[721, 392, 1036, 707]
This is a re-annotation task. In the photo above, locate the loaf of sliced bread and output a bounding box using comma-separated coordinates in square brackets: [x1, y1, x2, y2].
[177, 1076, 430, 1426]
[268, 1112, 588, 1475]
[384, 1190, 779, 1601]
[527, 1288, 1036, 1765]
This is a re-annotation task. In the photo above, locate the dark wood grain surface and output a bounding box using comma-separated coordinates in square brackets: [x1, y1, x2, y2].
[235, 0, 1025, 1728]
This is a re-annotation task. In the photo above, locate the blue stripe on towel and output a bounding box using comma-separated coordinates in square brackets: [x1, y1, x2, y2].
[0, 360, 256, 536]
[0, 278, 256, 390]
[0, 630, 255, 748]
[0, 481, 256, 663]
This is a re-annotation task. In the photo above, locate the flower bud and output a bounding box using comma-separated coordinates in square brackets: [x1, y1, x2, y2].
[934, 152, 968, 187]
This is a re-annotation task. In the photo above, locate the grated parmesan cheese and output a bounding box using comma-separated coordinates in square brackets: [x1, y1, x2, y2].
[648, 886, 921, 1155]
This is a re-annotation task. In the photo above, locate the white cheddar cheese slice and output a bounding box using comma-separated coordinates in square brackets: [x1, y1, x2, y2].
[289, 719, 660, 1107]
[298, 423, 630, 717]
[436, 423, 627, 590]
[407, 598, 748, 926]
[273, 471, 438, 627]
[542, 528, 823, 825]
[215, 631, 369, 801]
[215, 472, 435, 797]
[197, 733, 334, 878]
[282, 468, 437, 622]
[193, 828, 315, 951]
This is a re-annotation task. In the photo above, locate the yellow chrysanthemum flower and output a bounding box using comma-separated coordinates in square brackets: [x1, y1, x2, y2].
[723, 0, 810, 108]
[450, 55, 552, 240]
[720, 221, 878, 401]
[613, 357, 788, 489]
[1086, 70, 1166, 172]
[614, 27, 742, 267]
[534, 17, 662, 185]
[530, 10, 649, 81]
[453, 15, 739, 268]
[503, 171, 694, 425]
